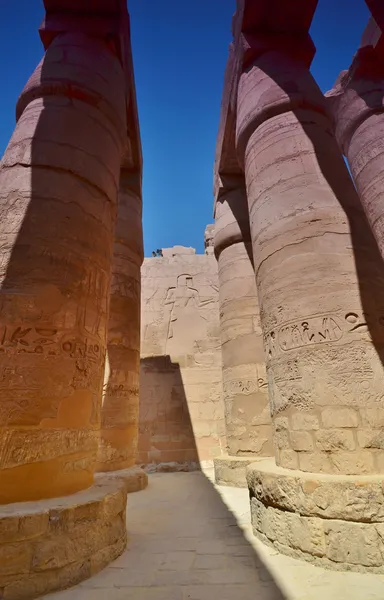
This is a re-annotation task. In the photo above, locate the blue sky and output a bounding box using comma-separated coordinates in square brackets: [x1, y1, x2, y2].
[0, 0, 370, 256]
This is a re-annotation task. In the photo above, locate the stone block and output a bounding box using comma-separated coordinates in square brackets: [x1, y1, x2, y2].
[214, 455, 265, 488]
[0, 543, 32, 577]
[72, 500, 101, 523]
[330, 451, 375, 475]
[102, 491, 126, 519]
[0, 478, 127, 599]
[315, 429, 355, 451]
[248, 458, 384, 572]
[0, 513, 49, 544]
[324, 521, 382, 567]
[321, 408, 359, 428]
[357, 429, 384, 449]
[360, 407, 384, 428]
[32, 515, 124, 572]
[275, 430, 290, 450]
[299, 452, 332, 473]
[251, 498, 325, 557]
[291, 413, 319, 431]
[279, 450, 298, 469]
[285, 511, 325, 557]
[2, 558, 91, 600]
[274, 416, 289, 431]
[247, 458, 384, 523]
[290, 431, 314, 452]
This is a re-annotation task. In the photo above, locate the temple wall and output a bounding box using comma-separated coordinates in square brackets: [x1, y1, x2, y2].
[138, 246, 225, 469]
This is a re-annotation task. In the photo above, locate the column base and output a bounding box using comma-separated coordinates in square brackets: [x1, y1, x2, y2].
[248, 458, 384, 573]
[141, 461, 201, 473]
[214, 455, 270, 487]
[96, 466, 148, 493]
[0, 477, 127, 600]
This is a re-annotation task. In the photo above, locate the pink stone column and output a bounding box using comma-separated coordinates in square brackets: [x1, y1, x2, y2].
[0, 33, 126, 503]
[236, 48, 384, 476]
[214, 178, 273, 459]
[97, 170, 146, 487]
[327, 45, 384, 261]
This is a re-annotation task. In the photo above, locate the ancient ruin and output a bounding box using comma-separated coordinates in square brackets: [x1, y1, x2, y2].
[213, 176, 273, 486]
[214, 0, 384, 574]
[0, 1, 145, 597]
[139, 244, 224, 470]
[2, 0, 384, 598]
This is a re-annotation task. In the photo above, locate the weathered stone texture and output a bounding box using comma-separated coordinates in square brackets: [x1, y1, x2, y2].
[96, 465, 148, 494]
[214, 456, 267, 488]
[0, 31, 126, 503]
[248, 459, 384, 572]
[0, 478, 127, 599]
[236, 50, 384, 475]
[97, 173, 143, 474]
[214, 184, 273, 459]
[139, 246, 225, 468]
[326, 19, 384, 262]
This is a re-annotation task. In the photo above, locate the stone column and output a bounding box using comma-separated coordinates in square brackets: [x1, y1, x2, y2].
[327, 40, 384, 260]
[236, 45, 384, 572]
[96, 170, 148, 493]
[0, 32, 126, 504]
[213, 177, 273, 487]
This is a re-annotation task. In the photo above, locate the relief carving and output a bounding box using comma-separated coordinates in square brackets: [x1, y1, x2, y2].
[224, 379, 257, 396]
[264, 309, 384, 357]
[0, 323, 105, 425]
[279, 315, 343, 351]
[163, 274, 215, 356]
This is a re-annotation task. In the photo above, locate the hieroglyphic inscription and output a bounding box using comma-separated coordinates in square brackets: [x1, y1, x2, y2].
[223, 379, 257, 396]
[271, 358, 302, 383]
[0, 325, 103, 359]
[0, 325, 104, 404]
[0, 326, 59, 355]
[0, 429, 99, 469]
[264, 309, 384, 357]
[103, 383, 139, 399]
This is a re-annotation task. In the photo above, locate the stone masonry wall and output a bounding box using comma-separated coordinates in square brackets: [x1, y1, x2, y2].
[138, 246, 225, 469]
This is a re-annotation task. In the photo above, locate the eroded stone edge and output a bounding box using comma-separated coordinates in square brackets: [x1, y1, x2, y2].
[0, 477, 127, 600]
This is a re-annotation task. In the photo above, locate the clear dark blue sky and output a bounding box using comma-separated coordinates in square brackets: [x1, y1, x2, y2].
[0, 0, 370, 256]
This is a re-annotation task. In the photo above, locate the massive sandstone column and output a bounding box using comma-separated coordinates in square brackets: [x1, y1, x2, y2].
[236, 27, 384, 571]
[0, 4, 132, 594]
[213, 177, 273, 486]
[0, 31, 126, 504]
[327, 19, 384, 261]
[97, 170, 147, 492]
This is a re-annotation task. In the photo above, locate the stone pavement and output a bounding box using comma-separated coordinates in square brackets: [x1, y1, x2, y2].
[43, 469, 384, 600]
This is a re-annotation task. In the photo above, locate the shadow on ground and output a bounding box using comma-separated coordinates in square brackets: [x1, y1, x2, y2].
[43, 470, 285, 600]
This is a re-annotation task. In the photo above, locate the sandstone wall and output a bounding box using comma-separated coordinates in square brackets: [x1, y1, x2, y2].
[138, 246, 225, 469]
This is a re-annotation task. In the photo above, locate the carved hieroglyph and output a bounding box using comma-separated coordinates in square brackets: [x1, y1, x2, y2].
[139, 247, 225, 466]
[97, 172, 143, 472]
[0, 33, 126, 503]
[236, 51, 384, 475]
[214, 183, 273, 457]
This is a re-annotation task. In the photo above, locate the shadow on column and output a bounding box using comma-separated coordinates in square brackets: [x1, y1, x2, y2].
[251, 57, 384, 370]
[0, 24, 128, 502]
[138, 356, 200, 471]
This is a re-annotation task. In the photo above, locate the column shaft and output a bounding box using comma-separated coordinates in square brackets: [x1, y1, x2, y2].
[327, 47, 384, 261]
[236, 50, 384, 476]
[0, 32, 126, 503]
[215, 183, 272, 457]
[97, 172, 143, 472]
